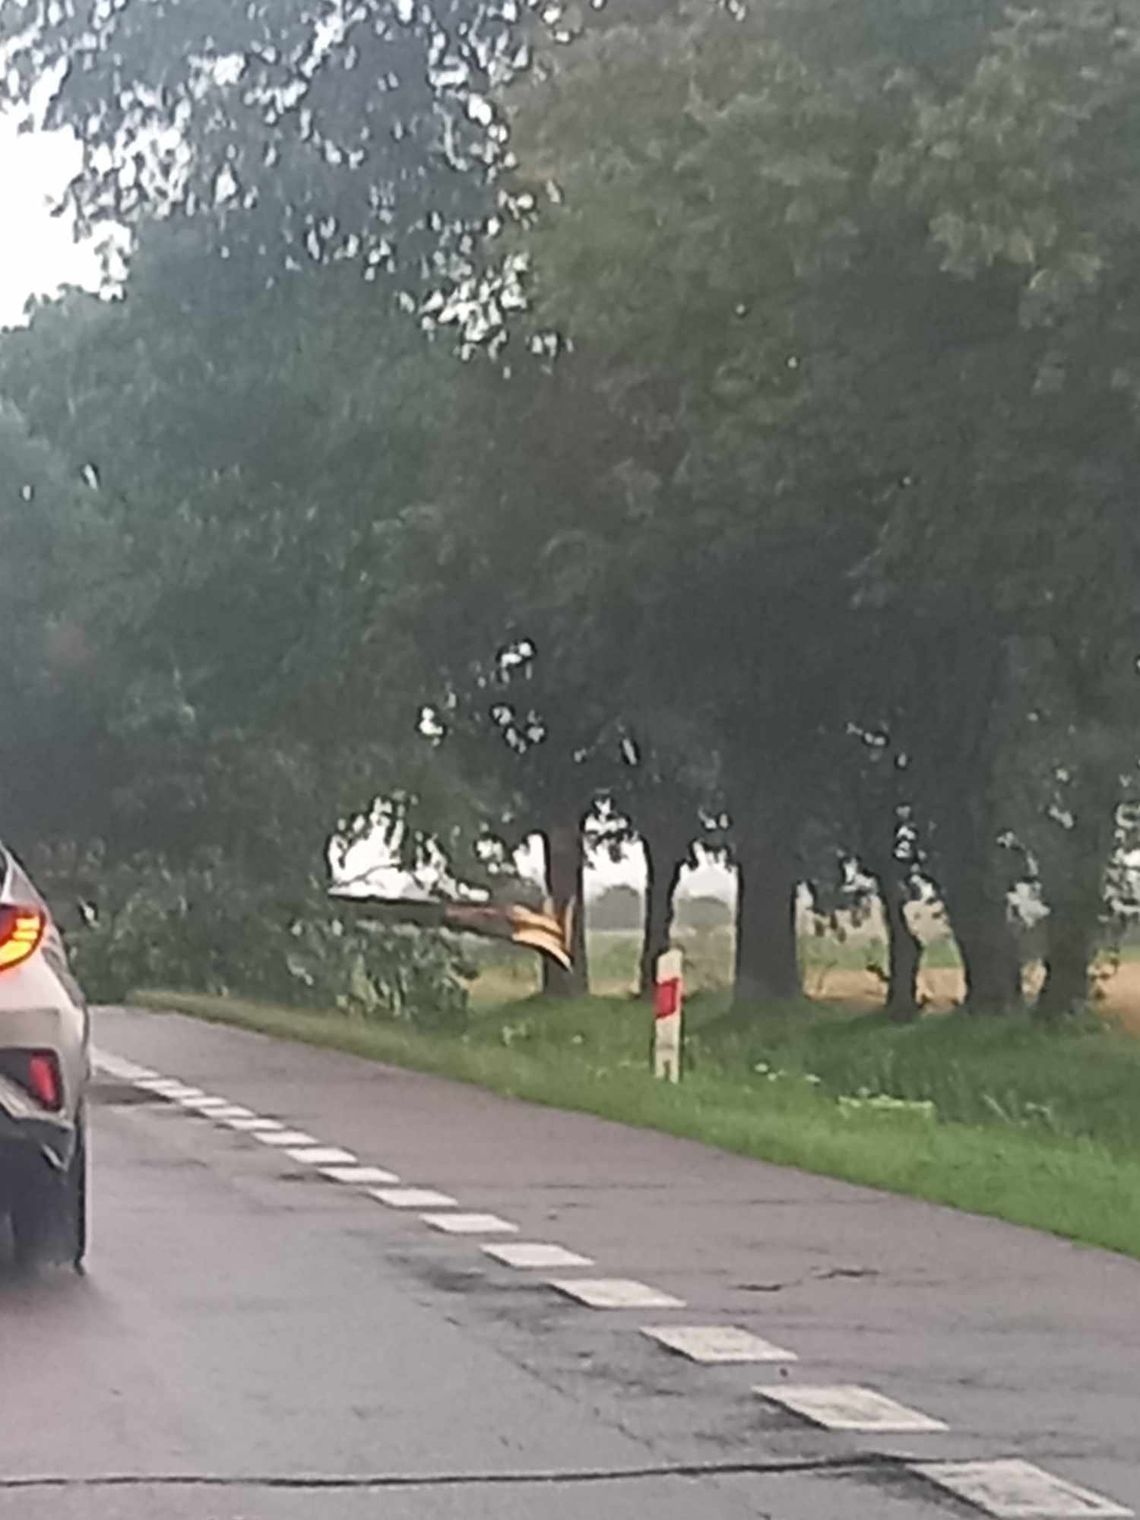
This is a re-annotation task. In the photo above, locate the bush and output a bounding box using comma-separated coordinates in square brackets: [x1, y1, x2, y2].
[62, 853, 470, 1031]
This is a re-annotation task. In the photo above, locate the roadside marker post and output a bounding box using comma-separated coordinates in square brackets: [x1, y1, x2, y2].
[654, 948, 684, 1083]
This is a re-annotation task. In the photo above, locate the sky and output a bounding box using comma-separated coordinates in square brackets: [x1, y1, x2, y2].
[347, 833, 734, 903]
[0, 119, 100, 328]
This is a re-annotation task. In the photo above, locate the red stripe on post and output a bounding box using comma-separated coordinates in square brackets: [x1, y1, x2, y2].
[655, 978, 681, 1019]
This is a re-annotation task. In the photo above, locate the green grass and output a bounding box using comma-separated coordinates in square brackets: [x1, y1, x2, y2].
[697, 1001, 1140, 1154]
[134, 986, 1140, 1261]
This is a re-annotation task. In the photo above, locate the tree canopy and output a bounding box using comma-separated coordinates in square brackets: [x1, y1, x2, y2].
[2, 0, 1139, 1018]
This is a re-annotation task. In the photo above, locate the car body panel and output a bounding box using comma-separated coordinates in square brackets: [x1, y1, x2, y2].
[0, 847, 89, 1178]
[0, 1074, 77, 1169]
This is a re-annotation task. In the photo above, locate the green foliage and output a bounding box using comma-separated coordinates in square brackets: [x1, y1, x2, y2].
[0, 403, 119, 858]
[66, 854, 470, 1031]
[696, 1004, 1140, 1156]
[499, 0, 1140, 1010]
[4, 0, 1140, 1024]
[0, 219, 512, 878]
[0, 0, 519, 285]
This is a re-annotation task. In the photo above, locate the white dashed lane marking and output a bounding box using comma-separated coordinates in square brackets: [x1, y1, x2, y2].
[92, 1050, 157, 1082]
[912, 1460, 1133, 1518]
[755, 1384, 947, 1432]
[178, 1095, 232, 1111]
[286, 1146, 358, 1166]
[133, 1078, 190, 1096]
[204, 1105, 255, 1120]
[642, 1326, 797, 1364]
[370, 1187, 458, 1210]
[225, 1117, 284, 1132]
[482, 1242, 594, 1269]
[422, 1213, 519, 1235]
[549, 1279, 685, 1310]
[319, 1165, 400, 1185]
[254, 1130, 319, 1147]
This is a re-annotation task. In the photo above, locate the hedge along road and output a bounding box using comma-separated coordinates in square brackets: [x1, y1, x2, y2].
[0, 1003, 1135, 1520]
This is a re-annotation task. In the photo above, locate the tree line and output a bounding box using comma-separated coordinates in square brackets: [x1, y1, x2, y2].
[1, 0, 1139, 1019]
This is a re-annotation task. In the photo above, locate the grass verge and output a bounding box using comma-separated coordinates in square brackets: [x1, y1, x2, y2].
[133, 988, 1140, 1261]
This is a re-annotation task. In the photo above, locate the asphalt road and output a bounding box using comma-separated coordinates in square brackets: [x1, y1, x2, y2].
[0, 1005, 1137, 1520]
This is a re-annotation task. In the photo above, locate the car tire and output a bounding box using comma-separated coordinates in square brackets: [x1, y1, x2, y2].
[67, 1116, 88, 1271]
[11, 1112, 87, 1272]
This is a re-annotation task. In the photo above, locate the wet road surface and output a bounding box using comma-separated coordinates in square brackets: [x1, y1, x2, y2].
[0, 1005, 1136, 1519]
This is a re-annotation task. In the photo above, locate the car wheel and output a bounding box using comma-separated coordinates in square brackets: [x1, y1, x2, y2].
[67, 1116, 88, 1271]
[70, 1118, 88, 1270]
[11, 1113, 87, 1271]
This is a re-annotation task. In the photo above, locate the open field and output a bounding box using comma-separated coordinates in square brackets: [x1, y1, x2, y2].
[469, 926, 1140, 1034]
[789, 955, 1140, 1035]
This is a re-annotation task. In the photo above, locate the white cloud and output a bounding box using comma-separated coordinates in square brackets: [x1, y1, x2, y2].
[0, 117, 103, 328]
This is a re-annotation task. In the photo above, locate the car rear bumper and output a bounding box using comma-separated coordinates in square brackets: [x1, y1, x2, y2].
[0, 1074, 76, 1174]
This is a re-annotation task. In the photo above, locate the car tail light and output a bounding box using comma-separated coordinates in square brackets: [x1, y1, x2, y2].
[0, 905, 45, 971]
[26, 1051, 62, 1111]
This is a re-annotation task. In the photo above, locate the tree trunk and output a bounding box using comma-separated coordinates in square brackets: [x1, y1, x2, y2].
[637, 823, 688, 999]
[885, 892, 921, 1021]
[940, 865, 1020, 1014]
[1036, 772, 1118, 1021]
[733, 823, 800, 1009]
[867, 861, 921, 1022]
[919, 628, 1022, 1013]
[1036, 907, 1098, 1020]
[540, 820, 588, 998]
